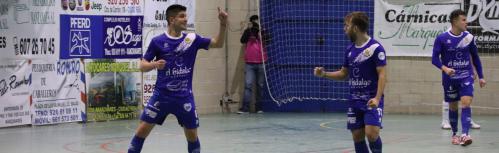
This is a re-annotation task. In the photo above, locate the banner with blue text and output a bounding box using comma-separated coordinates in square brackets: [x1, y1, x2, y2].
[31, 58, 86, 125]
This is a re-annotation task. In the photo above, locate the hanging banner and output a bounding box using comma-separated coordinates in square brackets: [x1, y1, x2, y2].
[31, 58, 86, 125]
[59, 15, 143, 59]
[60, 0, 143, 15]
[143, 0, 195, 30]
[85, 59, 140, 121]
[0, 0, 59, 60]
[0, 60, 31, 127]
[142, 70, 155, 106]
[374, 0, 461, 56]
[463, 0, 499, 53]
[103, 15, 143, 58]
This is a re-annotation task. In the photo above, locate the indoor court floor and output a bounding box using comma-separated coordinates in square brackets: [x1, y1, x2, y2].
[0, 113, 498, 153]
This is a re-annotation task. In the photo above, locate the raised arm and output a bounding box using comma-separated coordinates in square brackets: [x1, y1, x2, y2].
[209, 7, 228, 48]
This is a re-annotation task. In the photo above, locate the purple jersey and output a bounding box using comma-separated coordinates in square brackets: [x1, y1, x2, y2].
[432, 31, 483, 81]
[343, 38, 386, 102]
[143, 32, 211, 98]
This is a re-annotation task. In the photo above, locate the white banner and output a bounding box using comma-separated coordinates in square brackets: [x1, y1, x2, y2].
[142, 69, 155, 106]
[0, 60, 31, 127]
[60, 0, 143, 15]
[141, 27, 163, 106]
[0, 0, 60, 60]
[31, 58, 86, 125]
[143, 0, 195, 30]
[374, 0, 461, 56]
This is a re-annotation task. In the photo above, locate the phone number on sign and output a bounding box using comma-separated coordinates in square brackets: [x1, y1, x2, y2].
[14, 37, 55, 56]
[108, 0, 140, 5]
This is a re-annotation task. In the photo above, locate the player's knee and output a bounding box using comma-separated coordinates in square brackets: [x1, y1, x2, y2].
[185, 129, 198, 142]
[351, 130, 365, 142]
[186, 134, 198, 142]
[460, 97, 472, 107]
[136, 122, 154, 138]
[366, 132, 379, 142]
[365, 126, 379, 141]
[461, 102, 471, 107]
[352, 135, 364, 142]
[449, 102, 459, 111]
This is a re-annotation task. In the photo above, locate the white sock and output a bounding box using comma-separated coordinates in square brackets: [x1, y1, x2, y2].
[442, 100, 449, 122]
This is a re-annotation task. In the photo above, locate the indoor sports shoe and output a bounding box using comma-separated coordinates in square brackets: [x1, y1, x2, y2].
[237, 110, 249, 114]
[471, 120, 481, 129]
[460, 135, 472, 146]
[441, 120, 451, 130]
[451, 135, 461, 145]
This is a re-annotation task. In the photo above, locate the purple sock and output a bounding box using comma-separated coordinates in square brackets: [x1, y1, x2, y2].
[449, 109, 458, 136]
[461, 107, 472, 135]
[354, 140, 369, 153]
[368, 137, 382, 153]
[128, 135, 145, 153]
[188, 138, 200, 153]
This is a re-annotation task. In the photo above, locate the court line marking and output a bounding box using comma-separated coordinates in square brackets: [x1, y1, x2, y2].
[100, 138, 128, 153]
[62, 141, 86, 153]
[319, 120, 345, 129]
[421, 103, 499, 110]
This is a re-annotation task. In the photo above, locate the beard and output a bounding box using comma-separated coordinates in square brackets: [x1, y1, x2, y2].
[348, 33, 357, 42]
[175, 23, 187, 31]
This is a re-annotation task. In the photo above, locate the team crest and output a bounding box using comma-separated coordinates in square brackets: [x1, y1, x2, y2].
[463, 38, 470, 46]
[353, 44, 379, 63]
[447, 39, 451, 44]
[184, 103, 192, 112]
[457, 34, 474, 48]
[378, 52, 385, 60]
[185, 38, 192, 44]
[363, 49, 371, 57]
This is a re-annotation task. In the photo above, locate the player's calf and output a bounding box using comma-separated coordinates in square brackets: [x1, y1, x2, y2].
[184, 128, 200, 153]
[365, 126, 381, 153]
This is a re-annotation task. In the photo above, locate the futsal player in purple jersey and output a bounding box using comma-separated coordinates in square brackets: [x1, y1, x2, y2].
[314, 12, 386, 153]
[432, 9, 486, 146]
[127, 4, 228, 153]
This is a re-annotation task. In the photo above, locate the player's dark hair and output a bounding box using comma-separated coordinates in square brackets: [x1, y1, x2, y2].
[345, 12, 369, 33]
[450, 9, 466, 25]
[166, 4, 187, 25]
